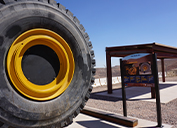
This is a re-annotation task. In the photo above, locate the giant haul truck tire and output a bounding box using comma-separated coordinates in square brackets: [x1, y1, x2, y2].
[0, 0, 95, 127]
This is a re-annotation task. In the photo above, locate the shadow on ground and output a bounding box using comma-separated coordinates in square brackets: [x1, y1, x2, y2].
[90, 94, 122, 102]
[76, 120, 122, 128]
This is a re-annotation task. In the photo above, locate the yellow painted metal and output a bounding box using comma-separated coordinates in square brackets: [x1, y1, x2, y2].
[7, 29, 75, 101]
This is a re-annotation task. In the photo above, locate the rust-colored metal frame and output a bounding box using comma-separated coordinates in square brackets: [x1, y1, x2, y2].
[106, 43, 177, 97]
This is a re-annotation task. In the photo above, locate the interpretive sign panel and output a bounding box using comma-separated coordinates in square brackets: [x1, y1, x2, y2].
[122, 53, 154, 87]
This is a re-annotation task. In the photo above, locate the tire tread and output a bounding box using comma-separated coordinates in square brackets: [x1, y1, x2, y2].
[0, 0, 96, 127]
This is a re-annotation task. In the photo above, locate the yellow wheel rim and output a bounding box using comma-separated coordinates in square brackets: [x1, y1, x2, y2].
[6, 29, 75, 101]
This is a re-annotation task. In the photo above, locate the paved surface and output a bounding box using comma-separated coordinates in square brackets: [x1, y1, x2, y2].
[94, 82, 177, 104]
[67, 113, 172, 128]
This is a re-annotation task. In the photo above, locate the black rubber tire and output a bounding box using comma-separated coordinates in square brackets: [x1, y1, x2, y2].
[0, 0, 95, 128]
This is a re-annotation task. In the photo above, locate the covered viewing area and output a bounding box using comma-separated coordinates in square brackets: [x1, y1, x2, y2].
[106, 43, 177, 97]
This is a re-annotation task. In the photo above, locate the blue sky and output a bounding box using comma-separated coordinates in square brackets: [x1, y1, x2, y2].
[57, 0, 177, 67]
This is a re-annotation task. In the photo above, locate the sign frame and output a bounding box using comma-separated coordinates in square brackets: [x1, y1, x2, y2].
[120, 53, 162, 127]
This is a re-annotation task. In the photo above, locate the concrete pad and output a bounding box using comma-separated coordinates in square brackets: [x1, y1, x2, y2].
[66, 113, 172, 128]
[135, 117, 172, 128]
[94, 82, 177, 103]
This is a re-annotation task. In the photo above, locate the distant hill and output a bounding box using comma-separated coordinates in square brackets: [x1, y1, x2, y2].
[95, 65, 120, 78]
[157, 59, 177, 72]
[95, 59, 177, 78]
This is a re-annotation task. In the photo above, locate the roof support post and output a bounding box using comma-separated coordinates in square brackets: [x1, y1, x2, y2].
[161, 58, 165, 82]
[106, 51, 112, 94]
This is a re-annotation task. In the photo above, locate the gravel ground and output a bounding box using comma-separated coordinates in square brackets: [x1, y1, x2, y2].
[86, 79, 177, 127]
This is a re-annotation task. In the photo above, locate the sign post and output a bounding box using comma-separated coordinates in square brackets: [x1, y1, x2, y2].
[120, 53, 162, 127]
[120, 59, 127, 117]
[152, 53, 162, 127]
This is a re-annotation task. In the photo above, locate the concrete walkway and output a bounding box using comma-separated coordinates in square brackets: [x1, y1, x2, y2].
[94, 82, 177, 104]
[66, 113, 172, 128]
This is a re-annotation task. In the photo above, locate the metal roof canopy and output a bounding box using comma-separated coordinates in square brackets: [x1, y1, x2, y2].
[106, 42, 177, 95]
